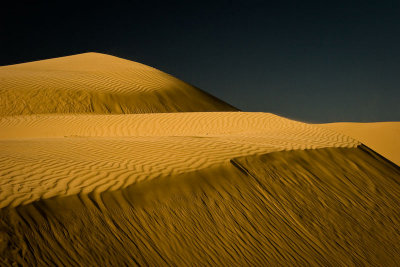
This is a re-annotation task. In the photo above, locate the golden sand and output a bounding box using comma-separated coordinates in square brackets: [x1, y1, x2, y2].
[0, 54, 399, 266]
[322, 122, 400, 166]
[0, 112, 359, 208]
[0, 53, 236, 116]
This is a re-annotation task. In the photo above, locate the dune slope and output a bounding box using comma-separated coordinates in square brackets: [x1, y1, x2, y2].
[322, 122, 400, 166]
[1, 146, 400, 266]
[0, 112, 358, 208]
[2, 111, 399, 265]
[1, 53, 399, 266]
[0, 53, 237, 116]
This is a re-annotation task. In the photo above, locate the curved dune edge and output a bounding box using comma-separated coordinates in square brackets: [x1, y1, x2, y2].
[0, 53, 237, 116]
[2, 51, 398, 266]
[1, 147, 400, 266]
[320, 122, 400, 166]
[0, 113, 359, 208]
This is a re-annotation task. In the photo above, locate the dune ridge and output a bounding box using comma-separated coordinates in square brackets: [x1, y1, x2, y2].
[0, 53, 237, 116]
[1, 147, 400, 266]
[1, 53, 399, 266]
[0, 112, 359, 208]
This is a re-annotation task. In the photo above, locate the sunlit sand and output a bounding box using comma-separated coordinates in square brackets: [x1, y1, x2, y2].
[322, 122, 400, 166]
[1, 54, 399, 266]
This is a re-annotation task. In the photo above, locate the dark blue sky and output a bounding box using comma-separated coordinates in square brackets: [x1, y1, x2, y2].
[2, 1, 399, 122]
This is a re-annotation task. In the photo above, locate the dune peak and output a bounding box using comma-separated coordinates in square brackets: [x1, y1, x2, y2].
[0, 53, 237, 116]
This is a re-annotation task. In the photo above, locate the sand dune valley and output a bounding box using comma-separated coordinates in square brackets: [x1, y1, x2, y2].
[0, 53, 399, 266]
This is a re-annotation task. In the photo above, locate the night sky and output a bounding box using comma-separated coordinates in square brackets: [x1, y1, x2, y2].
[2, 1, 399, 122]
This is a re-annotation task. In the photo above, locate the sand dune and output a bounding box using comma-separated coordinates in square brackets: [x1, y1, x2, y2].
[0, 112, 359, 208]
[0, 53, 237, 116]
[322, 122, 400, 166]
[1, 54, 399, 266]
[2, 146, 399, 266]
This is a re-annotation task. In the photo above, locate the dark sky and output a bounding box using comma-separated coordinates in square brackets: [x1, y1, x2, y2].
[1, 0, 399, 122]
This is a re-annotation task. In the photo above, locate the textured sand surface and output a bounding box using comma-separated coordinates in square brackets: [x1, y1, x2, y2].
[322, 122, 400, 166]
[1, 54, 399, 266]
[1, 147, 400, 266]
[0, 53, 237, 116]
[0, 113, 358, 208]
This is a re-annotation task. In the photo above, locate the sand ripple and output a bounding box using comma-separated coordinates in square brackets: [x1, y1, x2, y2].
[0, 112, 359, 208]
[0, 53, 237, 115]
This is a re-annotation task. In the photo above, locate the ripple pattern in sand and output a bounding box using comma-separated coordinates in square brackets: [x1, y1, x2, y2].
[0, 53, 236, 115]
[0, 112, 359, 208]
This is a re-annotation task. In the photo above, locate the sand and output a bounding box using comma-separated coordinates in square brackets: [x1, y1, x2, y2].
[0, 112, 359, 208]
[1, 53, 399, 266]
[0, 53, 237, 116]
[322, 122, 400, 166]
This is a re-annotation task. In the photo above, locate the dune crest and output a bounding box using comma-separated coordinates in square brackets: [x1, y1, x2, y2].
[0, 52, 237, 116]
[1, 53, 399, 266]
[2, 147, 400, 266]
[0, 112, 359, 208]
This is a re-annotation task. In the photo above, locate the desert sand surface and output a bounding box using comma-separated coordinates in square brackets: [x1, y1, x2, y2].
[0, 112, 359, 208]
[322, 122, 400, 166]
[0, 53, 237, 116]
[1, 54, 400, 266]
